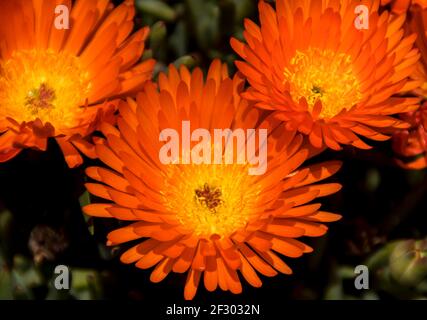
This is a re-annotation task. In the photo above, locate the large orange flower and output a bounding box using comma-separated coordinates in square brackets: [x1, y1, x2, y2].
[0, 0, 155, 167]
[231, 0, 420, 150]
[83, 61, 342, 300]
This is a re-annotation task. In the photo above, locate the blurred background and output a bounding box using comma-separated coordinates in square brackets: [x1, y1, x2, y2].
[1, 0, 427, 301]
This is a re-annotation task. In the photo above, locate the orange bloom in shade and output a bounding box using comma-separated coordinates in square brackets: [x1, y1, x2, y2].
[381, 0, 427, 14]
[231, 0, 421, 151]
[405, 3, 427, 98]
[83, 60, 342, 300]
[381, 0, 411, 13]
[0, 0, 155, 167]
[391, 3, 427, 169]
[393, 102, 427, 169]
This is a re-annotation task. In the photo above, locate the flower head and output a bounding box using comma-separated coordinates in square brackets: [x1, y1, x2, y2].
[84, 60, 342, 299]
[0, 0, 155, 167]
[231, 0, 420, 150]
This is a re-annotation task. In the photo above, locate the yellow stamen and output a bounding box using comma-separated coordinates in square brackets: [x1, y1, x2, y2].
[284, 48, 362, 119]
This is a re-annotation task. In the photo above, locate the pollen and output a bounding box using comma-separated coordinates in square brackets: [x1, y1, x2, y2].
[25, 83, 56, 115]
[162, 163, 261, 239]
[195, 183, 223, 212]
[0, 49, 92, 128]
[283, 48, 362, 119]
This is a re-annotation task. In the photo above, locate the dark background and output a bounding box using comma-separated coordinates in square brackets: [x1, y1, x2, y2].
[1, 0, 427, 302]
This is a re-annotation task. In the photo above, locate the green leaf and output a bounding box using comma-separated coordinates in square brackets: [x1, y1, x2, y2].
[70, 269, 102, 300]
[0, 265, 13, 299]
[173, 55, 197, 69]
[169, 21, 188, 57]
[229, 0, 255, 23]
[0, 209, 13, 266]
[186, 0, 220, 50]
[150, 21, 168, 61]
[9, 255, 43, 300]
[78, 191, 94, 235]
[136, 0, 176, 22]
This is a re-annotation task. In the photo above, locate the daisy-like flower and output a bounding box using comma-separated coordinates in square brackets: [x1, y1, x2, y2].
[393, 102, 427, 169]
[0, 0, 155, 167]
[231, 0, 420, 150]
[83, 60, 342, 300]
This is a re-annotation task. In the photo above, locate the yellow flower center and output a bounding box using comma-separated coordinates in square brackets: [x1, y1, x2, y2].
[0, 49, 92, 128]
[162, 163, 261, 238]
[283, 48, 362, 119]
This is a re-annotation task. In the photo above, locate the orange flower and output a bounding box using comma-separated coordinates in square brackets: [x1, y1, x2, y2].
[0, 0, 155, 167]
[231, 0, 420, 151]
[381, 0, 427, 14]
[393, 102, 427, 169]
[381, 0, 411, 13]
[391, 3, 427, 169]
[83, 60, 342, 300]
[405, 3, 427, 98]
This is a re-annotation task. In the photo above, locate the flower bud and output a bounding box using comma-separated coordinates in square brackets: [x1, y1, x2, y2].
[389, 239, 427, 287]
